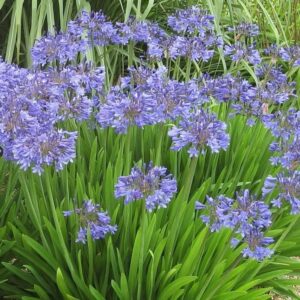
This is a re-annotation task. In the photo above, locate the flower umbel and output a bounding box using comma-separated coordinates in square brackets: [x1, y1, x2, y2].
[168, 109, 230, 157]
[64, 200, 117, 244]
[195, 190, 273, 261]
[115, 162, 177, 212]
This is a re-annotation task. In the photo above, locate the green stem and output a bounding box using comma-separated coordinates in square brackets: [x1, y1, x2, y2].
[186, 58, 192, 82]
[125, 127, 132, 174]
[155, 125, 164, 165]
[137, 203, 146, 300]
[183, 156, 198, 200]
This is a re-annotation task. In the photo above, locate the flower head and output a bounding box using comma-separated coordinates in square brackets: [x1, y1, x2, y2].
[196, 190, 273, 261]
[168, 109, 230, 157]
[31, 32, 85, 66]
[228, 22, 260, 37]
[263, 171, 300, 214]
[167, 6, 214, 35]
[115, 162, 177, 212]
[279, 45, 300, 67]
[64, 200, 117, 243]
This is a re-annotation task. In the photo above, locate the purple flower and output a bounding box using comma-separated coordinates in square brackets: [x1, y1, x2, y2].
[262, 109, 300, 141]
[64, 200, 117, 243]
[168, 109, 230, 157]
[96, 86, 156, 133]
[228, 23, 260, 37]
[263, 171, 300, 214]
[279, 45, 300, 67]
[195, 195, 234, 232]
[264, 44, 281, 62]
[224, 42, 261, 65]
[234, 190, 272, 230]
[167, 6, 214, 35]
[115, 162, 177, 212]
[204, 74, 255, 103]
[12, 129, 77, 175]
[196, 190, 273, 261]
[67, 11, 118, 47]
[242, 228, 274, 261]
[169, 36, 216, 61]
[31, 32, 85, 66]
[76, 227, 87, 244]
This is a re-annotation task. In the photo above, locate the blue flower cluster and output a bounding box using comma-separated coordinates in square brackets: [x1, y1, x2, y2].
[96, 66, 207, 133]
[2, 5, 300, 261]
[0, 57, 105, 174]
[168, 109, 230, 157]
[115, 162, 177, 212]
[196, 190, 273, 260]
[262, 107, 300, 214]
[64, 200, 117, 243]
[263, 172, 300, 214]
[30, 6, 221, 63]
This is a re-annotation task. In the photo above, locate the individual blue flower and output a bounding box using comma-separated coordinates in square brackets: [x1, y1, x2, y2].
[264, 44, 281, 62]
[196, 190, 273, 261]
[234, 190, 272, 230]
[64, 200, 117, 244]
[262, 109, 300, 141]
[195, 195, 234, 232]
[168, 109, 230, 157]
[76, 227, 87, 243]
[115, 162, 177, 212]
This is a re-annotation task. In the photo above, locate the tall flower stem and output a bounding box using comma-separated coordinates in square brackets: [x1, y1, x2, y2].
[137, 202, 146, 300]
[185, 58, 192, 82]
[155, 124, 164, 165]
[183, 156, 198, 200]
[125, 127, 133, 174]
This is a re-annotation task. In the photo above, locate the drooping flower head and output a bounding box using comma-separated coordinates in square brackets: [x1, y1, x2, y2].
[64, 200, 117, 244]
[115, 162, 177, 212]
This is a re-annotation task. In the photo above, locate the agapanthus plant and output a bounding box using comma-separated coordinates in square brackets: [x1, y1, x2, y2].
[115, 162, 177, 212]
[64, 200, 117, 243]
[263, 171, 300, 214]
[168, 109, 230, 157]
[228, 22, 260, 38]
[279, 45, 300, 67]
[196, 190, 273, 260]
